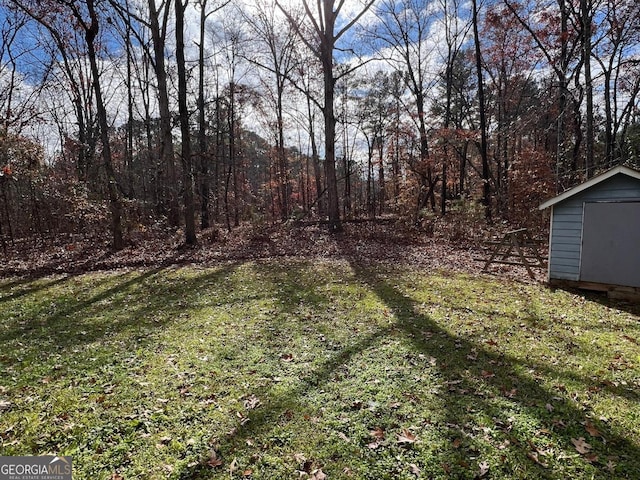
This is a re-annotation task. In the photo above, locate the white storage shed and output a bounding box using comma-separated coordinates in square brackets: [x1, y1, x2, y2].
[539, 165, 640, 299]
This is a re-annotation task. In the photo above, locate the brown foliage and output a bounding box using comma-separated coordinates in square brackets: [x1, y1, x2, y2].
[2, 219, 543, 285]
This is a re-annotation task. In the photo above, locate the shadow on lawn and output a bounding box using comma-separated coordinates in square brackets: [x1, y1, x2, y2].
[0, 263, 242, 367]
[182, 259, 639, 479]
[562, 287, 640, 317]
[0, 275, 74, 304]
[347, 260, 640, 477]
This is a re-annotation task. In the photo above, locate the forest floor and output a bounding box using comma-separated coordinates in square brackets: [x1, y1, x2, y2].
[1, 220, 546, 283]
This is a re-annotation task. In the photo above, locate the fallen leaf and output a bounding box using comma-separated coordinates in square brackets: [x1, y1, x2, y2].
[310, 469, 327, 480]
[584, 453, 599, 464]
[478, 460, 489, 477]
[243, 395, 261, 410]
[409, 463, 421, 476]
[498, 439, 510, 449]
[571, 437, 592, 454]
[552, 418, 567, 429]
[229, 458, 238, 474]
[502, 387, 517, 398]
[584, 421, 602, 438]
[280, 353, 294, 362]
[369, 427, 385, 440]
[397, 429, 417, 444]
[452, 438, 462, 449]
[545, 403, 554, 412]
[207, 450, 223, 468]
[243, 468, 253, 476]
[111, 475, 124, 480]
[527, 451, 548, 468]
[367, 440, 382, 450]
[282, 409, 294, 420]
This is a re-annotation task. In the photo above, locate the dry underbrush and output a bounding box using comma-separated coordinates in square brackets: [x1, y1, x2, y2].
[1, 216, 546, 282]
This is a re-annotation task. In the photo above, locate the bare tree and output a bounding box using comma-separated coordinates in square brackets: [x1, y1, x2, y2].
[373, 0, 440, 215]
[194, 0, 228, 230]
[436, 0, 472, 215]
[591, 0, 640, 166]
[12, 0, 124, 248]
[502, 0, 583, 188]
[242, 1, 300, 221]
[472, 0, 491, 220]
[146, 0, 180, 225]
[174, 0, 197, 244]
[277, 0, 376, 233]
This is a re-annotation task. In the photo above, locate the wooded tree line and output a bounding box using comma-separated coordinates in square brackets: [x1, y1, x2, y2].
[0, 0, 639, 249]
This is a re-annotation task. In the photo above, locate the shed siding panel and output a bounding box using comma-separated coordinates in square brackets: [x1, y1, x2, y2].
[551, 249, 581, 259]
[548, 173, 640, 283]
[550, 268, 580, 280]
[549, 202, 583, 280]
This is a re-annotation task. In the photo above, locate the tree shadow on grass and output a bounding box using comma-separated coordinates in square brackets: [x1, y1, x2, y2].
[347, 260, 640, 478]
[0, 264, 242, 372]
[0, 275, 76, 304]
[545, 284, 640, 319]
[181, 259, 640, 479]
[389, 266, 640, 406]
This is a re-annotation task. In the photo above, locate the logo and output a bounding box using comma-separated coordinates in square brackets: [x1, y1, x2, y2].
[0, 456, 72, 480]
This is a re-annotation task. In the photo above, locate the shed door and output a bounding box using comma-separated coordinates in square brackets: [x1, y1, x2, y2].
[580, 202, 640, 288]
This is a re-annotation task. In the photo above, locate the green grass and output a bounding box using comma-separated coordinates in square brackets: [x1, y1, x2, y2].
[1, 260, 639, 479]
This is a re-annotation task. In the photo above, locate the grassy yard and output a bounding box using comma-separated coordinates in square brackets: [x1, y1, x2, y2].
[1, 260, 639, 479]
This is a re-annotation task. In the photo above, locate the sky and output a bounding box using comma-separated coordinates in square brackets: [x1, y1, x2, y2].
[3, 0, 461, 160]
[5, 0, 635, 164]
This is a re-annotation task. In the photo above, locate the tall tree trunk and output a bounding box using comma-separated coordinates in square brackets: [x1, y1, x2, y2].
[377, 137, 385, 216]
[306, 93, 324, 217]
[558, 0, 570, 187]
[125, 13, 135, 198]
[472, 0, 491, 221]
[278, 0, 373, 228]
[214, 87, 222, 221]
[198, 0, 210, 229]
[581, 0, 595, 177]
[86, 0, 123, 250]
[148, 0, 180, 226]
[321, 39, 341, 232]
[175, 0, 197, 245]
[277, 93, 289, 221]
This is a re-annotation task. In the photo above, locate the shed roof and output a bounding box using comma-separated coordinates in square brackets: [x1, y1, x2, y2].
[539, 165, 640, 210]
